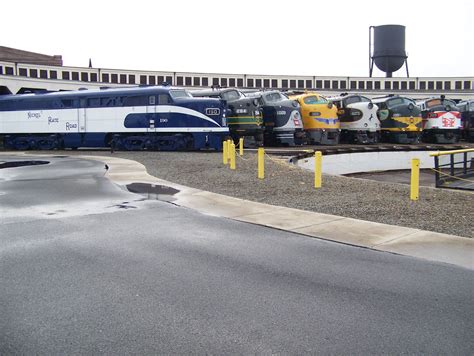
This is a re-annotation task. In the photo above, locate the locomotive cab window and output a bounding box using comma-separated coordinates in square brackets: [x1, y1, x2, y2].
[88, 98, 100, 107]
[169, 89, 191, 99]
[124, 96, 148, 106]
[387, 97, 406, 108]
[304, 96, 326, 105]
[61, 99, 75, 108]
[158, 95, 170, 105]
[101, 97, 115, 107]
[264, 92, 283, 103]
[221, 90, 241, 101]
[343, 96, 361, 106]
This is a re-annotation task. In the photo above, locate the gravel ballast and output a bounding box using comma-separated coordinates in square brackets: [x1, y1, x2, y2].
[25, 150, 474, 238]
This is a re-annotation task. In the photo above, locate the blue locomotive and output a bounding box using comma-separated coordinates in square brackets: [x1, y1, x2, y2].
[0, 86, 228, 151]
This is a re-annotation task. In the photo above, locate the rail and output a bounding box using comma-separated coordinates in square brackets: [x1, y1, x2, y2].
[429, 149, 474, 190]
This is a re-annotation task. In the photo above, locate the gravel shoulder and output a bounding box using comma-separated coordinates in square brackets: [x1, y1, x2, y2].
[17, 150, 474, 238]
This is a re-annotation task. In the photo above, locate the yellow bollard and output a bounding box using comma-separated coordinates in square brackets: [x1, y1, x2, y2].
[239, 137, 244, 156]
[223, 140, 228, 165]
[230, 143, 236, 170]
[227, 139, 232, 163]
[314, 151, 322, 188]
[258, 147, 264, 179]
[410, 158, 420, 201]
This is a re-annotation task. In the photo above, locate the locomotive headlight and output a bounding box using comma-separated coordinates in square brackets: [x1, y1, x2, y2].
[368, 103, 374, 109]
[327, 102, 333, 109]
[254, 110, 260, 115]
[310, 112, 321, 116]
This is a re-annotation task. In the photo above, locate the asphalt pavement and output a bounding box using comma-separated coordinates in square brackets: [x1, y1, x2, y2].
[1, 154, 473, 354]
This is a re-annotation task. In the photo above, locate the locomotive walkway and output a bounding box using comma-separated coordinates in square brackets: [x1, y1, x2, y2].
[85, 155, 473, 270]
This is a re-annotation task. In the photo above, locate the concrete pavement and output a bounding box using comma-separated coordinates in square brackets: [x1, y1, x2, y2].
[3, 152, 472, 270]
[80, 154, 473, 270]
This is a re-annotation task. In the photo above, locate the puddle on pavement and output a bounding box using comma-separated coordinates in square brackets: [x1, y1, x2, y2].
[126, 183, 180, 202]
[0, 160, 49, 169]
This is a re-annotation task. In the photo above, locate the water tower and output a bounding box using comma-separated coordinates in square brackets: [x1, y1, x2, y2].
[369, 25, 409, 77]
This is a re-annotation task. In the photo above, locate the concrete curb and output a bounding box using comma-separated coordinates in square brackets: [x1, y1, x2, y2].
[78, 154, 473, 270]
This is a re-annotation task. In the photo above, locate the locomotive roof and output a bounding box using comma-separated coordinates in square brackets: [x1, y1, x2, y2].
[0, 86, 184, 102]
[371, 95, 414, 103]
[191, 88, 243, 97]
[414, 96, 457, 104]
[327, 94, 369, 101]
[244, 90, 280, 97]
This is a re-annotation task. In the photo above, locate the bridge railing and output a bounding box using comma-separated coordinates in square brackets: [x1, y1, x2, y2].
[430, 149, 474, 190]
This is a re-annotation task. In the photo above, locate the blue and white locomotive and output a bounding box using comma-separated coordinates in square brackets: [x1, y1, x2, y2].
[0, 86, 228, 150]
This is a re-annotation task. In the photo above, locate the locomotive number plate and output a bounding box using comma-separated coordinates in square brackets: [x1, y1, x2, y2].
[206, 108, 220, 116]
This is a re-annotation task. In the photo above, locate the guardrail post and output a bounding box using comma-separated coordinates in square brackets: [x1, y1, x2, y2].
[450, 154, 455, 178]
[410, 158, 420, 201]
[314, 151, 322, 188]
[463, 152, 468, 175]
[239, 138, 244, 156]
[258, 147, 264, 179]
[434, 155, 440, 187]
[230, 142, 236, 170]
[227, 139, 232, 163]
[223, 140, 228, 165]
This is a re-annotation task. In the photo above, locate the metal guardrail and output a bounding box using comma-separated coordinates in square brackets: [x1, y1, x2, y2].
[430, 149, 474, 190]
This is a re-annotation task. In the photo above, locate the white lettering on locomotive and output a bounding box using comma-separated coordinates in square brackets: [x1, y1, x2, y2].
[65, 122, 78, 130]
[48, 116, 59, 125]
[27, 112, 41, 119]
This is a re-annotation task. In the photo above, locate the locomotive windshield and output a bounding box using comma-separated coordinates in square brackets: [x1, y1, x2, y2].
[387, 97, 413, 108]
[303, 96, 327, 104]
[343, 96, 361, 105]
[264, 92, 284, 102]
[426, 98, 458, 110]
[343, 95, 371, 106]
[169, 89, 192, 99]
[221, 90, 241, 101]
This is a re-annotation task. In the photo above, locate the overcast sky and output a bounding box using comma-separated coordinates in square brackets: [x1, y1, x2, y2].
[2, 0, 473, 78]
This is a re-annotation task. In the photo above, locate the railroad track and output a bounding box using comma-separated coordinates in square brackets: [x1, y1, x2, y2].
[1, 142, 472, 158]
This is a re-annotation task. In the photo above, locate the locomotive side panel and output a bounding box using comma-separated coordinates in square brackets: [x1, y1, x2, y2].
[416, 98, 462, 143]
[0, 87, 229, 151]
